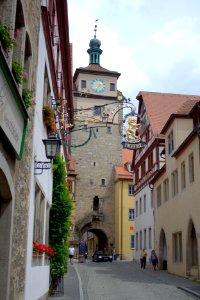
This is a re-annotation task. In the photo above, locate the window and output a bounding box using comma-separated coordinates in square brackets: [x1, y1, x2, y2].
[110, 83, 115, 91]
[135, 169, 139, 182]
[129, 209, 135, 220]
[93, 196, 99, 211]
[171, 169, 178, 197]
[168, 130, 174, 154]
[94, 106, 101, 115]
[67, 180, 73, 193]
[157, 185, 161, 207]
[136, 232, 138, 251]
[131, 235, 135, 249]
[128, 185, 134, 196]
[173, 232, 183, 262]
[144, 229, 147, 249]
[143, 194, 146, 212]
[148, 152, 153, 170]
[140, 230, 142, 250]
[81, 80, 86, 89]
[136, 201, 138, 217]
[141, 161, 146, 176]
[43, 66, 51, 105]
[163, 178, 169, 202]
[45, 203, 50, 245]
[139, 197, 142, 214]
[101, 179, 106, 186]
[148, 227, 152, 249]
[33, 184, 45, 243]
[181, 161, 186, 190]
[189, 153, 194, 183]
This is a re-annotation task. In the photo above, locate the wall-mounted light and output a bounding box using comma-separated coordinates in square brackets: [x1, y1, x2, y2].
[34, 135, 61, 175]
[149, 183, 154, 190]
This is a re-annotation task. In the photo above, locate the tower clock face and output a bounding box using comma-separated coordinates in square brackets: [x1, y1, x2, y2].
[91, 78, 106, 93]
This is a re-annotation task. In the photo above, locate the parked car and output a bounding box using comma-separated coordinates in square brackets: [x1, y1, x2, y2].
[92, 250, 113, 262]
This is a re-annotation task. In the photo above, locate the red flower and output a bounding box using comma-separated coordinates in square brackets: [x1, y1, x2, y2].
[33, 242, 56, 256]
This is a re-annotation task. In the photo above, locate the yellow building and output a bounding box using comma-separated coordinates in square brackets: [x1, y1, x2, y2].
[152, 100, 200, 279]
[115, 149, 135, 260]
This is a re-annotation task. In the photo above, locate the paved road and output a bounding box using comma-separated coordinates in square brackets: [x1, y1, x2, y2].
[75, 260, 200, 300]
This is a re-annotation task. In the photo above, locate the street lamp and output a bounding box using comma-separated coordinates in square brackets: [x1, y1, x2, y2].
[34, 135, 61, 175]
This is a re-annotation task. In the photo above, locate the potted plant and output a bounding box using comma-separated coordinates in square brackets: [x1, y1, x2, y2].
[0, 18, 17, 51]
[22, 88, 35, 109]
[43, 104, 57, 133]
[12, 61, 28, 85]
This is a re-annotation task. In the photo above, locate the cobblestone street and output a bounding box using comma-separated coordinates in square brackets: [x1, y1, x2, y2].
[59, 260, 200, 300]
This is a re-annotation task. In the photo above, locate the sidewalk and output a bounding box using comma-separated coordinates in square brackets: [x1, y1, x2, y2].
[48, 261, 81, 300]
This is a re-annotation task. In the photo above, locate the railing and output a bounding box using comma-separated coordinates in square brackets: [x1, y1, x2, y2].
[49, 275, 64, 297]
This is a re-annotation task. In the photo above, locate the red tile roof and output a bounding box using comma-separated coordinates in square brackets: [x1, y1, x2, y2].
[122, 149, 133, 165]
[136, 92, 200, 136]
[161, 99, 199, 133]
[73, 64, 121, 81]
[115, 149, 133, 180]
[115, 166, 133, 180]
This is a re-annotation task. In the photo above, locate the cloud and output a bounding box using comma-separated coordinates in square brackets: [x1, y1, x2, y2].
[68, 0, 200, 105]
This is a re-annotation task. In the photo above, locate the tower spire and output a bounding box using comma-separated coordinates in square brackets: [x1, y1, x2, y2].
[94, 19, 98, 38]
[87, 19, 102, 65]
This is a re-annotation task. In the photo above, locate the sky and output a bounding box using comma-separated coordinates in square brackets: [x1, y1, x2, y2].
[68, 0, 200, 108]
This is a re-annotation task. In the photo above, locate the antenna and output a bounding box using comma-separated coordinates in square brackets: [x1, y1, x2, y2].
[94, 19, 98, 38]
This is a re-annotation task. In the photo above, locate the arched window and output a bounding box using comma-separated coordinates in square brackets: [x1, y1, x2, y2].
[93, 196, 99, 211]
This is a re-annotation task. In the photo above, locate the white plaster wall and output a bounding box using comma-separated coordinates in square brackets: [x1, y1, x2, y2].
[24, 18, 55, 300]
[135, 185, 154, 262]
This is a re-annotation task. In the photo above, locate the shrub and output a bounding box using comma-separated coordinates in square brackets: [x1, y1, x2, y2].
[12, 61, 28, 85]
[49, 153, 73, 278]
[22, 88, 35, 109]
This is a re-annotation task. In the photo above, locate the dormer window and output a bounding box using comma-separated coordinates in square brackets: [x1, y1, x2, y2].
[168, 130, 174, 154]
[81, 80, 86, 89]
[110, 83, 115, 91]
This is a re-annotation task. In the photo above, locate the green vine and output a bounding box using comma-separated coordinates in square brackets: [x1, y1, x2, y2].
[49, 153, 72, 280]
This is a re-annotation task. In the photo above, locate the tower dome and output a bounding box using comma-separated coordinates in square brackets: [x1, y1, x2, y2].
[87, 23, 103, 65]
[89, 37, 101, 49]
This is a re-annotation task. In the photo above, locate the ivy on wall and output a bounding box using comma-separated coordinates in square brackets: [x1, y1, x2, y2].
[49, 153, 72, 277]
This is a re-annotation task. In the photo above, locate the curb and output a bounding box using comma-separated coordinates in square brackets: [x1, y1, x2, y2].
[177, 286, 200, 298]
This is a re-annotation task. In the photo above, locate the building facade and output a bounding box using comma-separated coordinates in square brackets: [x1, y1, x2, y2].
[115, 149, 135, 260]
[132, 92, 199, 262]
[70, 30, 122, 254]
[0, 1, 73, 299]
[152, 99, 200, 278]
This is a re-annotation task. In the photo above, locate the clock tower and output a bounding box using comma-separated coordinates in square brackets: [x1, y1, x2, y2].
[70, 28, 122, 255]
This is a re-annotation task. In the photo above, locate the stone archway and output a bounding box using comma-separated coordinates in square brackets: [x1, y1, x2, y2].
[159, 229, 167, 270]
[186, 219, 199, 278]
[80, 223, 110, 256]
[0, 167, 13, 299]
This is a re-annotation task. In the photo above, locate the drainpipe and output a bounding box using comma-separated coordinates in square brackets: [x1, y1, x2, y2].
[121, 180, 123, 260]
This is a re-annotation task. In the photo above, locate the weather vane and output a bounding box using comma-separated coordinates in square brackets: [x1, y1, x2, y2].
[94, 19, 98, 38]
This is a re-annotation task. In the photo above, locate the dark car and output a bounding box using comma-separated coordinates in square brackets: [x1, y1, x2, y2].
[92, 250, 113, 262]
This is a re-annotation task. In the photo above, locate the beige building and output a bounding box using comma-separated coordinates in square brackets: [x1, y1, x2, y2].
[115, 149, 135, 260]
[152, 99, 200, 279]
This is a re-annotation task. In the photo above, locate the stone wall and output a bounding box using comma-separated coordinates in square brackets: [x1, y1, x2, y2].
[71, 104, 122, 249]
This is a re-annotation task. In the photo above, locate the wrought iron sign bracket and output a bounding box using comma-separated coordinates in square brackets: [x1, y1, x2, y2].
[34, 160, 52, 175]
